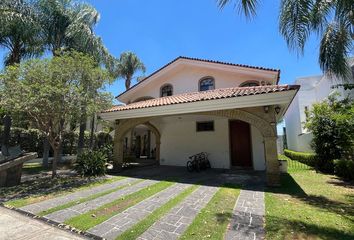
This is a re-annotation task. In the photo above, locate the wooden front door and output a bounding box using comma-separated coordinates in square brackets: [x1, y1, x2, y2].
[229, 120, 253, 168]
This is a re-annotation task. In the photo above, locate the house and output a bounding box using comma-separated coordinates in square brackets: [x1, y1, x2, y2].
[100, 56, 300, 185]
[285, 61, 354, 152]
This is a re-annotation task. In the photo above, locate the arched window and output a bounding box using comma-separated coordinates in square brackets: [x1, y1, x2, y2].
[239, 81, 260, 87]
[199, 77, 215, 91]
[160, 84, 173, 97]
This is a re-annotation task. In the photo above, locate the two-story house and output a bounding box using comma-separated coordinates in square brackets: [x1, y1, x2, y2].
[100, 57, 299, 185]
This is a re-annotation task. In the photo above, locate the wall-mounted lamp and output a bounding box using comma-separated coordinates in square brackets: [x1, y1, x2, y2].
[275, 106, 281, 114]
[264, 106, 269, 113]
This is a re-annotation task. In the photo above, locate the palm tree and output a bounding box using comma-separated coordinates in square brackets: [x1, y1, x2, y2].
[217, 0, 353, 83]
[0, 0, 43, 66]
[115, 52, 146, 90]
[0, 0, 43, 156]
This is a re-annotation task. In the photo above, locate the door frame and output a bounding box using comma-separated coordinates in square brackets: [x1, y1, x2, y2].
[228, 120, 254, 169]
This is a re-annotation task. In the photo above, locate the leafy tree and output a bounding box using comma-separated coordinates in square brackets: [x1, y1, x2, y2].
[305, 94, 354, 172]
[114, 51, 146, 90]
[0, 52, 112, 177]
[217, 0, 354, 85]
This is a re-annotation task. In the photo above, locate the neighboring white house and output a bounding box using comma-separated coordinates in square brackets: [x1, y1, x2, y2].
[100, 56, 299, 185]
[285, 61, 354, 152]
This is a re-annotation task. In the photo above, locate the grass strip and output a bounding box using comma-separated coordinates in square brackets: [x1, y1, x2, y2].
[38, 179, 142, 217]
[5, 176, 125, 208]
[65, 181, 175, 231]
[180, 184, 240, 240]
[116, 185, 199, 240]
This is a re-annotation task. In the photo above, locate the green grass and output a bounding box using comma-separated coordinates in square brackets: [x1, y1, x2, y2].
[116, 185, 198, 240]
[4, 176, 125, 208]
[180, 184, 240, 240]
[38, 179, 142, 216]
[266, 164, 354, 240]
[65, 181, 175, 231]
[22, 162, 48, 174]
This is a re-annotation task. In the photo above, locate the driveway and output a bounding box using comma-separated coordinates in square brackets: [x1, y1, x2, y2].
[0, 206, 86, 240]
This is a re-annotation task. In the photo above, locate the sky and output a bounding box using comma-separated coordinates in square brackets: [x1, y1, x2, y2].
[0, 0, 322, 98]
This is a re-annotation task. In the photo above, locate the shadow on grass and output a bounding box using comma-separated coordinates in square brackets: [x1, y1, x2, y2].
[267, 215, 354, 240]
[215, 212, 233, 224]
[268, 173, 354, 223]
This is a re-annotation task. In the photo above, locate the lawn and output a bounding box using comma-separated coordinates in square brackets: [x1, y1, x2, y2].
[180, 184, 240, 240]
[266, 160, 354, 240]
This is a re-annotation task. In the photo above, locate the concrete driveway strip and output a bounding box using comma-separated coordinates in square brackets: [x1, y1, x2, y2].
[20, 177, 138, 214]
[44, 179, 159, 223]
[0, 206, 86, 240]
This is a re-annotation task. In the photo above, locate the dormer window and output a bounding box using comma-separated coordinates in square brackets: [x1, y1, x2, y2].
[199, 77, 215, 91]
[240, 81, 260, 87]
[160, 84, 173, 97]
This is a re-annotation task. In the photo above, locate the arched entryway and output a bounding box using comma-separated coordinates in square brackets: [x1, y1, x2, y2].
[113, 119, 160, 169]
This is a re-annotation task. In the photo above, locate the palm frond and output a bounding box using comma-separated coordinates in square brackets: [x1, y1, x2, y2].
[279, 0, 312, 54]
[217, 0, 259, 18]
[319, 21, 353, 81]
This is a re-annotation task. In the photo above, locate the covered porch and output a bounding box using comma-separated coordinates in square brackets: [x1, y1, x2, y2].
[101, 85, 300, 186]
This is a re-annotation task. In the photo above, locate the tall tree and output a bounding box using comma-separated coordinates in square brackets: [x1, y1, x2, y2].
[217, 0, 354, 84]
[0, 52, 112, 177]
[0, 0, 43, 66]
[114, 51, 146, 90]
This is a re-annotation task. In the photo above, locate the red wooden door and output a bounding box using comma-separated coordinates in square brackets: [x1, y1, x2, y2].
[229, 120, 252, 167]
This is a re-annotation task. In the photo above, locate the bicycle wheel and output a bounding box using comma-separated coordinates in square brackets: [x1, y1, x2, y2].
[187, 161, 194, 172]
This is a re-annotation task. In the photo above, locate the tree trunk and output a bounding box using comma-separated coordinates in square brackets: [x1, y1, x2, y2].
[52, 146, 59, 178]
[125, 76, 132, 90]
[42, 138, 50, 168]
[89, 114, 95, 149]
[1, 115, 11, 156]
[77, 110, 87, 155]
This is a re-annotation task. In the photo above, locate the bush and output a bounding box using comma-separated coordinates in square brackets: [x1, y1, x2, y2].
[75, 149, 107, 177]
[284, 149, 317, 166]
[334, 159, 354, 180]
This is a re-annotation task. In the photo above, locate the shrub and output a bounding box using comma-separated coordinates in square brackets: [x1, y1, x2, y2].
[284, 149, 317, 166]
[334, 159, 354, 180]
[75, 149, 107, 177]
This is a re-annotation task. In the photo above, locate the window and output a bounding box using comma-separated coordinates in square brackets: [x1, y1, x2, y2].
[304, 106, 309, 121]
[240, 81, 260, 87]
[199, 77, 215, 91]
[160, 84, 173, 97]
[196, 121, 214, 132]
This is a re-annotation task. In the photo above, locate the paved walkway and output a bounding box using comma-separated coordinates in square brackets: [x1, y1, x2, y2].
[225, 189, 265, 240]
[88, 183, 191, 239]
[0, 206, 86, 240]
[20, 177, 137, 214]
[44, 179, 158, 223]
[138, 185, 218, 240]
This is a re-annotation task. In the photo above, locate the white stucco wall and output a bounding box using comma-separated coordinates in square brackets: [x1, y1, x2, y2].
[155, 115, 265, 170]
[123, 63, 277, 103]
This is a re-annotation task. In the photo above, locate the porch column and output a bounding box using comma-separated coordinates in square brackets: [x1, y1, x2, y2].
[155, 139, 161, 165]
[264, 136, 280, 186]
[113, 120, 124, 170]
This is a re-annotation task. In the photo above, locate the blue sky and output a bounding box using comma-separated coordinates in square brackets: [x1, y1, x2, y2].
[0, 0, 322, 98]
[85, 0, 322, 97]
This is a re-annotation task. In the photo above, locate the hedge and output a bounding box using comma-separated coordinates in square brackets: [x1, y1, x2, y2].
[284, 149, 317, 167]
[334, 159, 354, 181]
[0, 126, 112, 157]
[278, 154, 291, 161]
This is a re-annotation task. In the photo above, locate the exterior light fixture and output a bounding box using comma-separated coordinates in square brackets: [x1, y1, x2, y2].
[275, 106, 281, 114]
[264, 106, 269, 113]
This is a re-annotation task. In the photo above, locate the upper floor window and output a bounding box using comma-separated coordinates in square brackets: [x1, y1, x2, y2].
[160, 84, 173, 97]
[199, 77, 215, 91]
[239, 81, 260, 87]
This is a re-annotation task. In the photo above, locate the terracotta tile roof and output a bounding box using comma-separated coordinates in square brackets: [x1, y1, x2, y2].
[103, 85, 299, 113]
[117, 56, 281, 98]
